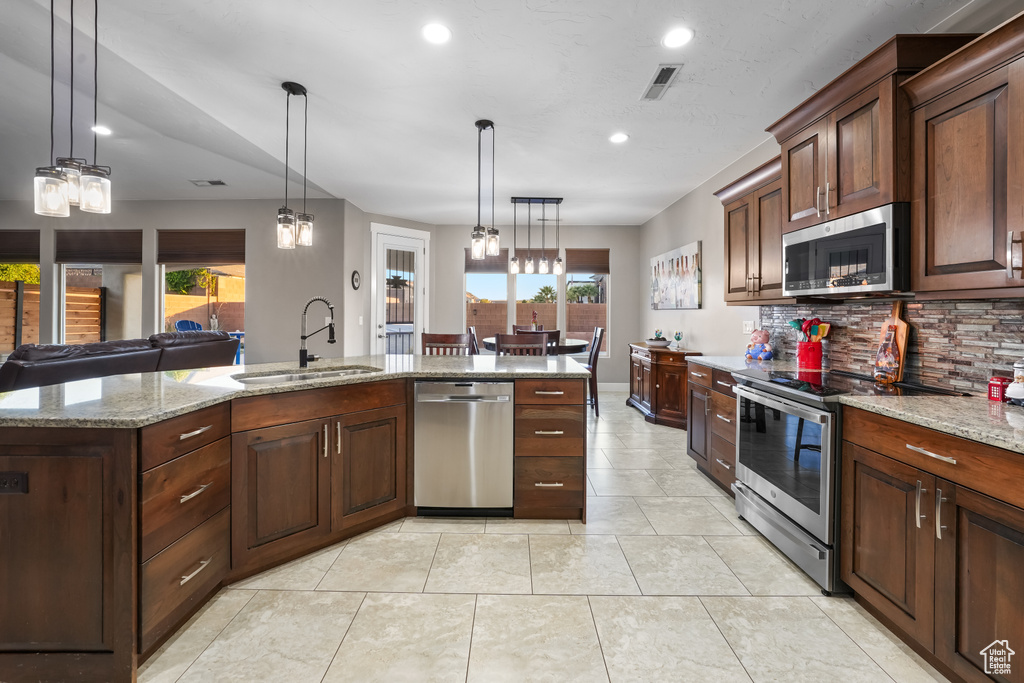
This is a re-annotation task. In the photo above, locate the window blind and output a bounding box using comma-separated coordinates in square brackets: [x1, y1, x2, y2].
[565, 248, 610, 273]
[0, 230, 41, 262]
[158, 229, 246, 264]
[464, 248, 509, 273]
[55, 230, 143, 264]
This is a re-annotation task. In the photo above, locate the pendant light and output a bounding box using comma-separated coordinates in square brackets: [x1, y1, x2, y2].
[34, 0, 70, 217]
[538, 203, 549, 274]
[552, 203, 564, 274]
[470, 119, 496, 260]
[277, 81, 306, 249]
[295, 86, 313, 246]
[509, 202, 520, 274]
[524, 203, 535, 274]
[56, 2, 85, 207]
[80, 0, 111, 214]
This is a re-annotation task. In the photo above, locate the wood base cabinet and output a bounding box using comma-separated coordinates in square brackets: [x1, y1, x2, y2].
[332, 405, 407, 531]
[627, 343, 701, 430]
[686, 367, 737, 494]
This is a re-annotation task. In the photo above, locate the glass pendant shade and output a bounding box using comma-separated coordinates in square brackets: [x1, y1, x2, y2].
[34, 167, 70, 217]
[510, 256, 519, 274]
[471, 226, 486, 260]
[553, 256, 564, 275]
[296, 213, 314, 246]
[79, 165, 112, 214]
[525, 256, 535, 274]
[486, 227, 500, 256]
[56, 158, 83, 206]
[277, 208, 296, 249]
[539, 256, 549, 274]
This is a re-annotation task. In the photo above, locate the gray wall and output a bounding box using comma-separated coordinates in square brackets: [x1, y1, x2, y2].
[639, 139, 780, 356]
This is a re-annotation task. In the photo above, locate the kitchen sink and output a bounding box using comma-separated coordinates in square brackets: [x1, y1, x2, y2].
[233, 366, 382, 385]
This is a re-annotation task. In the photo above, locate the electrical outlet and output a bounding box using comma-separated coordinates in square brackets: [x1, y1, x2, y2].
[742, 320, 755, 334]
[359, 316, 364, 326]
[0, 472, 28, 494]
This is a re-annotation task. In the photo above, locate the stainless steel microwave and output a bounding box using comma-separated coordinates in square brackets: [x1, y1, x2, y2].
[782, 203, 910, 297]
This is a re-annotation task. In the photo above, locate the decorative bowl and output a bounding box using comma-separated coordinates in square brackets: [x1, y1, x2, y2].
[646, 338, 671, 348]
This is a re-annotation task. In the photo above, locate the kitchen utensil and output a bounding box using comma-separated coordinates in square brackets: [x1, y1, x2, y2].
[875, 301, 909, 382]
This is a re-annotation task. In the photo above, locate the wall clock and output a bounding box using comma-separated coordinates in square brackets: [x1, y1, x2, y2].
[351, 270, 361, 290]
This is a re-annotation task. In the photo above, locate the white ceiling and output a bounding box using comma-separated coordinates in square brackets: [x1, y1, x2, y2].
[1, 0, 1020, 226]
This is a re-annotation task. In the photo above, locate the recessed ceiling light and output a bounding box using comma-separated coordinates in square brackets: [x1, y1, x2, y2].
[422, 23, 452, 44]
[662, 27, 694, 48]
[91, 125, 112, 135]
[609, 132, 629, 144]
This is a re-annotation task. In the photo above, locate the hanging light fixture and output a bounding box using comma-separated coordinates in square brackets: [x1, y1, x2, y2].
[553, 202, 564, 274]
[277, 82, 306, 249]
[34, 0, 70, 217]
[80, 0, 111, 214]
[538, 203, 550, 274]
[524, 203, 535, 274]
[295, 85, 314, 247]
[509, 201, 520, 274]
[470, 119, 496, 260]
[56, 3, 86, 207]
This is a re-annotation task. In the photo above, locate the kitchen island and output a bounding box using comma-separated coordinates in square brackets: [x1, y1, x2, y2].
[0, 354, 589, 683]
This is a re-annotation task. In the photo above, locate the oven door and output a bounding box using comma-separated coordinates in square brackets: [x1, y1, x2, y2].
[733, 385, 835, 544]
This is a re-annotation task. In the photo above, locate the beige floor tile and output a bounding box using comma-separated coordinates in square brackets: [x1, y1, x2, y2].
[467, 595, 608, 682]
[529, 535, 640, 595]
[588, 433, 628, 449]
[706, 536, 821, 596]
[485, 518, 570, 534]
[400, 516, 487, 533]
[569, 496, 656, 535]
[812, 596, 950, 682]
[322, 593, 476, 683]
[703, 596, 891, 682]
[317, 532, 439, 593]
[600, 448, 674, 470]
[648, 468, 725, 496]
[661, 453, 698, 470]
[706, 495, 760, 535]
[138, 589, 257, 683]
[617, 535, 749, 596]
[588, 469, 666, 496]
[614, 432, 685, 449]
[589, 420, 641, 433]
[587, 477, 597, 497]
[590, 596, 752, 682]
[636, 496, 743, 535]
[177, 590, 364, 683]
[424, 533, 532, 594]
[230, 542, 345, 591]
[587, 449, 614, 469]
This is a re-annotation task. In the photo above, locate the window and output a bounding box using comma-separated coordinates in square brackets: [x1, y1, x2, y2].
[465, 248, 509, 352]
[515, 273, 557, 330]
[0, 230, 41, 354]
[566, 248, 609, 352]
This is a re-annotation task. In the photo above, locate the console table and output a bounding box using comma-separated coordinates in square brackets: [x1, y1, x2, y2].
[626, 343, 702, 430]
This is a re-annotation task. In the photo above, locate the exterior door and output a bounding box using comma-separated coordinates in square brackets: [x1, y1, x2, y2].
[371, 225, 430, 355]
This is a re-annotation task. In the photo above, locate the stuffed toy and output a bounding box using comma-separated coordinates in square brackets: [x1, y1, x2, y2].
[745, 329, 773, 360]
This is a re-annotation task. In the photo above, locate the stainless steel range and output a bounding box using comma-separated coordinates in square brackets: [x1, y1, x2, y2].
[729, 366, 968, 595]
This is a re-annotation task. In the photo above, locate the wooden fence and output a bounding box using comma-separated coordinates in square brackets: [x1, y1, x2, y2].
[0, 281, 104, 352]
[65, 286, 104, 345]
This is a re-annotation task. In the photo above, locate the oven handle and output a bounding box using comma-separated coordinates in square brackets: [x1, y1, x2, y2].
[733, 385, 830, 424]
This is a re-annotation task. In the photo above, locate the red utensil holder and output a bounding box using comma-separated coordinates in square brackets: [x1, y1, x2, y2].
[797, 341, 822, 369]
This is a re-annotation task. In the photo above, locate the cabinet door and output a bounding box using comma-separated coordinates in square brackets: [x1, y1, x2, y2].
[724, 194, 755, 301]
[654, 361, 687, 427]
[639, 360, 653, 412]
[629, 357, 642, 403]
[934, 483, 1024, 682]
[231, 418, 330, 573]
[752, 179, 785, 299]
[331, 405, 407, 530]
[685, 385, 710, 469]
[781, 119, 830, 232]
[912, 65, 1018, 292]
[841, 442, 935, 649]
[827, 79, 895, 218]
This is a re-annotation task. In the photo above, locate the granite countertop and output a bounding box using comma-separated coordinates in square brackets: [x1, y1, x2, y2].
[0, 354, 589, 429]
[688, 356, 1024, 454]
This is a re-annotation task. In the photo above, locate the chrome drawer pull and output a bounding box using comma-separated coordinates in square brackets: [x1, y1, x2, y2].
[180, 558, 211, 586]
[915, 480, 927, 529]
[936, 488, 948, 540]
[716, 414, 732, 423]
[690, 371, 706, 378]
[179, 482, 212, 504]
[824, 182, 830, 215]
[337, 421, 342, 454]
[535, 390, 565, 395]
[323, 424, 328, 458]
[179, 424, 213, 441]
[906, 444, 956, 465]
[715, 458, 732, 470]
[716, 381, 732, 389]
[534, 430, 564, 435]
[535, 482, 564, 487]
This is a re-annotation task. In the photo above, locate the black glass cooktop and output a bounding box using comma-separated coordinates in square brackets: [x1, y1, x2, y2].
[732, 367, 970, 403]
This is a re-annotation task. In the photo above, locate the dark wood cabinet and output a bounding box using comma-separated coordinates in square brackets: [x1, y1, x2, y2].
[686, 367, 737, 493]
[685, 382, 710, 469]
[332, 405, 407, 531]
[626, 343, 701, 430]
[780, 119, 830, 231]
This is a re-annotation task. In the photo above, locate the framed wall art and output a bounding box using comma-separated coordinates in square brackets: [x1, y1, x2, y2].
[650, 241, 701, 310]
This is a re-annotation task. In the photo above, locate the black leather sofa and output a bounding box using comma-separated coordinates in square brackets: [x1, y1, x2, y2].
[0, 331, 240, 391]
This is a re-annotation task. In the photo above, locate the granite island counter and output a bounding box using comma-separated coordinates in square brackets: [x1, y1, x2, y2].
[0, 355, 590, 683]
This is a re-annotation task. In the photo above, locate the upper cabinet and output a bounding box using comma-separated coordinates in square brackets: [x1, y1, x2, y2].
[902, 15, 1024, 296]
[767, 35, 976, 234]
[715, 156, 787, 304]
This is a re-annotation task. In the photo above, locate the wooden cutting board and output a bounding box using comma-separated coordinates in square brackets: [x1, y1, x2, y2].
[876, 301, 909, 381]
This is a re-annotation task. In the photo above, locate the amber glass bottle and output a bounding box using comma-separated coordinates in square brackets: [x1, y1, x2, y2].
[874, 324, 899, 383]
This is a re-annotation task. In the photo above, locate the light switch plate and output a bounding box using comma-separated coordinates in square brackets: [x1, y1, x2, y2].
[742, 320, 755, 334]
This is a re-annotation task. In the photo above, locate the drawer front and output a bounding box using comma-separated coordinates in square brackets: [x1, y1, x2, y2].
[140, 507, 230, 654]
[710, 434, 737, 487]
[844, 407, 1024, 510]
[687, 365, 712, 389]
[514, 457, 584, 509]
[140, 402, 231, 471]
[514, 405, 586, 457]
[630, 346, 651, 361]
[515, 379, 586, 405]
[140, 437, 231, 562]
[710, 391, 737, 442]
[712, 368, 737, 395]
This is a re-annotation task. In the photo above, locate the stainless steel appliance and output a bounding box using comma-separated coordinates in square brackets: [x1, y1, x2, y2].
[783, 203, 910, 297]
[414, 381, 514, 510]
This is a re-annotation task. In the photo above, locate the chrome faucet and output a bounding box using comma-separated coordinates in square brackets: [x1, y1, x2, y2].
[299, 296, 336, 367]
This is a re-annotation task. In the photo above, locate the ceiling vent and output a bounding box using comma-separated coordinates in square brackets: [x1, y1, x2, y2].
[189, 179, 227, 187]
[641, 64, 682, 101]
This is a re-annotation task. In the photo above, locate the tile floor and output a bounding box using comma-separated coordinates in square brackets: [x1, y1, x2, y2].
[139, 390, 948, 683]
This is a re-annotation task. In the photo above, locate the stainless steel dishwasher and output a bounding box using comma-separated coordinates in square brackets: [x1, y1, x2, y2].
[414, 381, 514, 510]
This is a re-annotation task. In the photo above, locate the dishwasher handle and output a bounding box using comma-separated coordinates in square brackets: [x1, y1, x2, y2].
[417, 394, 511, 403]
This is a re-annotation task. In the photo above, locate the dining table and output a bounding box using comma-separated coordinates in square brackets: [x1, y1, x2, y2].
[482, 336, 589, 355]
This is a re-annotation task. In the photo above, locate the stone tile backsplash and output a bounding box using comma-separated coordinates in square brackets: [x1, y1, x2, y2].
[759, 299, 1024, 393]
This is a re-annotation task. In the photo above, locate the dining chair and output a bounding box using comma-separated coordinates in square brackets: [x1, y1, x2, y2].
[494, 332, 547, 356]
[174, 320, 203, 332]
[582, 327, 605, 416]
[422, 333, 474, 355]
[466, 326, 480, 355]
[543, 329, 561, 355]
[513, 324, 544, 332]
